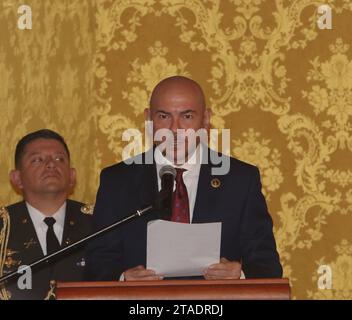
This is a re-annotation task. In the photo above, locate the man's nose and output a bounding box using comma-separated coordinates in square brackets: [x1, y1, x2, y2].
[170, 117, 181, 133]
[45, 157, 56, 168]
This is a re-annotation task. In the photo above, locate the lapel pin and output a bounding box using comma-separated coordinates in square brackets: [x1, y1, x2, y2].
[76, 258, 86, 267]
[81, 204, 94, 215]
[211, 178, 221, 188]
[69, 220, 75, 226]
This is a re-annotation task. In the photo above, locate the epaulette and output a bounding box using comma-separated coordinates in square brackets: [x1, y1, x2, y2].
[80, 204, 94, 215]
[0, 206, 11, 300]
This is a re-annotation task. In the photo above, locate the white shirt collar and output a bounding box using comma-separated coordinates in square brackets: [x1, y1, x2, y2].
[26, 201, 66, 230]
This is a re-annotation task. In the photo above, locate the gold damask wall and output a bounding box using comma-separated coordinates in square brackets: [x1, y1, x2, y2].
[0, 0, 351, 299]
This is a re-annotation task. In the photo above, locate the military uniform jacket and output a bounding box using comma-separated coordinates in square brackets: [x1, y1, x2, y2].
[0, 199, 92, 300]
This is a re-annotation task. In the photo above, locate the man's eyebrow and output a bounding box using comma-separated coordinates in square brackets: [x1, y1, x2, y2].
[25, 151, 42, 156]
[54, 152, 68, 156]
[155, 110, 171, 114]
[154, 109, 196, 115]
[180, 110, 196, 114]
[26, 151, 67, 157]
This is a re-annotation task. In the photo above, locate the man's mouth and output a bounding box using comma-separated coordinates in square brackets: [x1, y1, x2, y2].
[42, 172, 60, 180]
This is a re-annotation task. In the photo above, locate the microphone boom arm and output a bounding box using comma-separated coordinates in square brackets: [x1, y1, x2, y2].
[0, 204, 153, 285]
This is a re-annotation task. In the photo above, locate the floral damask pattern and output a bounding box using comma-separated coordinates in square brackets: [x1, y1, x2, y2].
[308, 240, 352, 299]
[230, 0, 265, 20]
[0, 0, 95, 202]
[123, 41, 190, 116]
[303, 38, 352, 144]
[233, 129, 283, 199]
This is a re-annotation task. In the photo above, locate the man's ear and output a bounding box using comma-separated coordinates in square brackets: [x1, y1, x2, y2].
[10, 170, 23, 190]
[144, 108, 151, 121]
[144, 108, 154, 147]
[203, 108, 212, 131]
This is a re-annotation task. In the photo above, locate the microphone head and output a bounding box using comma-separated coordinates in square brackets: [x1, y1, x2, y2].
[159, 165, 176, 179]
[155, 165, 176, 215]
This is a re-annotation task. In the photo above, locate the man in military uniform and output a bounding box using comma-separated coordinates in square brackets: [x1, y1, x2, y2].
[0, 129, 92, 300]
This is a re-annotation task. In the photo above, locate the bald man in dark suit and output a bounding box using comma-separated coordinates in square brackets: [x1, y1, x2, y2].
[86, 76, 282, 281]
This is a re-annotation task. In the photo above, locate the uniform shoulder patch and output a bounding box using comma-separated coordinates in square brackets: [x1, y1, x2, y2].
[0, 206, 11, 300]
[80, 204, 94, 215]
[0, 206, 9, 219]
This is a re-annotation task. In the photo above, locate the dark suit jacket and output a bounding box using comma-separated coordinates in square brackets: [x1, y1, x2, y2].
[1, 200, 92, 300]
[85, 148, 282, 280]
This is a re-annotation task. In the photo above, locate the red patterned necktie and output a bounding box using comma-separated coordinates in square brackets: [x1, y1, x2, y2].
[171, 168, 190, 223]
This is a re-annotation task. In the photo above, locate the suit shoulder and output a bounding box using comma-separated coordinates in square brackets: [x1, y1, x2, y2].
[229, 157, 261, 182]
[67, 199, 94, 218]
[66, 199, 85, 209]
[65, 201, 93, 238]
[6, 201, 25, 213]
[4, 201, 27, 222]
[101, 161, 130, 175]
[229, 156, 259, 173]
[100, 154, 147, 178]
[208, 148, 259, 175]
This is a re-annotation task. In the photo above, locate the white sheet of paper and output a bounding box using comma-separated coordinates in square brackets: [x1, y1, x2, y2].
[146, 220, 221, 277]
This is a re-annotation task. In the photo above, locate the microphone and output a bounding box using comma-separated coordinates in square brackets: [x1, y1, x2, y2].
[155, 165, 176, 214]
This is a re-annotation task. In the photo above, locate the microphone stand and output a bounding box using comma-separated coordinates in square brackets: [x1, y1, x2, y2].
[0, 204, 154, 285]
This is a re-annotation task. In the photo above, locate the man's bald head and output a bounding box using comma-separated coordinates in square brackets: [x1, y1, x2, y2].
[149, 76, 206, 111]
[145, 75, 211, 164]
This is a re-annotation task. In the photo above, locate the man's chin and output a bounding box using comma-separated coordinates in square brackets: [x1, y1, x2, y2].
[171, 152, 188, 165]
[157, 142, 198, 165]
[39, 184, 67, 194]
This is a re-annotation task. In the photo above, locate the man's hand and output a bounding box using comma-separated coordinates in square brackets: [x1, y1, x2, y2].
[124, 265, 164, 281]
[203, 257, 241, 280]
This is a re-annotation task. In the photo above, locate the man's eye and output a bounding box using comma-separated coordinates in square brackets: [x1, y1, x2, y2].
[158, 114, 169, 120]
[32, 158, 43, 163]
[184, 114, 193, 119]
[54, 156, 64, 162]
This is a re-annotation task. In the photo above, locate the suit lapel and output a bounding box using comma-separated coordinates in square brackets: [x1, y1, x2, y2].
[61, 200, 74, 248]
[192, 162, 213, 223]
[17, 202, 45, 259]
[192, 148, 225, 223]
[139, 161, 159, 221]
[5, 202, 50, 299]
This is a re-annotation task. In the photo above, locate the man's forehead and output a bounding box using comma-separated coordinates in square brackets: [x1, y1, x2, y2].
[150, 91, 205, 112]
[153, 107, 197, 114]
[23, 139, 67, 154]
[154, 86, 201, 100]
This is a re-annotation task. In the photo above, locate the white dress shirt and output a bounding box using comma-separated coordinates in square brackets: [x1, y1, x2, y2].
[26, 202, 66, 255]
[155, 144, 203, 222]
